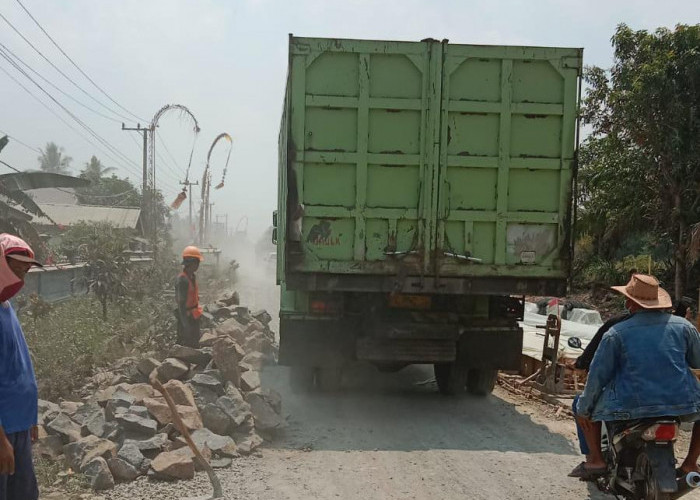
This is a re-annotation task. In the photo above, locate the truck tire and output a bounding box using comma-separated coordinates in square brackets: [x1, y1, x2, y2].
[434, 363, 468, 395]
[316, 366, 342, 392]
[467, 369, 497, 396]
[289, 366, 315, 393]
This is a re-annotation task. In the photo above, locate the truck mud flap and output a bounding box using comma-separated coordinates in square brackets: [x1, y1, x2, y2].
[356, 338, 456, 363]
[458, 326, 523, 371]
[279, 316, 356, 367]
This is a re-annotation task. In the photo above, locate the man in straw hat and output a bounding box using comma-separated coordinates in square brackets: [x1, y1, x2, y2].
[569, 274, 700, 479]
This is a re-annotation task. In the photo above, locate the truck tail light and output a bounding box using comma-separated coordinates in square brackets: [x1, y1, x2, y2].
[309, 297, 341, 315]
[641, 423, 678, 442]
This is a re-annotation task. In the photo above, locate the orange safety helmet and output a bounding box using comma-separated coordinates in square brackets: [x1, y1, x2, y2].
[182, 246, 204, 262]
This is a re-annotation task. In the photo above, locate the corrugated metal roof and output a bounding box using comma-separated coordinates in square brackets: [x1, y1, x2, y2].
[37, 203, 141, 229]
[29, 188, 78, 205]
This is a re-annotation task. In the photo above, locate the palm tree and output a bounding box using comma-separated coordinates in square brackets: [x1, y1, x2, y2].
[38, 142, 72, 174]
[81, 156, 115, 183]
[1, 136, 88, 256]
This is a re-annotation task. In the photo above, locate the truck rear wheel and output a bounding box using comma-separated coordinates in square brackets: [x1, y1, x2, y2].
[467, 369, 497, 396]
[289, 366, 315, 393]
[434, 363, 468, 395]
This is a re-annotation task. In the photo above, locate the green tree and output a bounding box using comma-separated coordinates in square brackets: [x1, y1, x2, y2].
[59, 221, 129, 320]
[579, 24, 700, 298]
[80, 156, 115, 184]
[38, 142, 72, 174]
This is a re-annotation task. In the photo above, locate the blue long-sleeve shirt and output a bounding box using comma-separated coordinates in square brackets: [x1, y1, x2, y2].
[0, 301, 38, 433]
[578, 310, 700, 421]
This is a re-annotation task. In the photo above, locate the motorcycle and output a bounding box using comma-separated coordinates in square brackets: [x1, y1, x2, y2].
[568, 336, 700, 499]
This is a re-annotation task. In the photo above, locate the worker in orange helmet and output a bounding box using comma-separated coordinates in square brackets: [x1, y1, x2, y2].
[175, 246, 204, 348]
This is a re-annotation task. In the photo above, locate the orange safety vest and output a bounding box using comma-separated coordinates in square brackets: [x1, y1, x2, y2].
[179, 271, 203, 319]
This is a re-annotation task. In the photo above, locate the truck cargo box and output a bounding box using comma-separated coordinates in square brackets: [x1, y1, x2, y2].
[277, 36, 582, 296]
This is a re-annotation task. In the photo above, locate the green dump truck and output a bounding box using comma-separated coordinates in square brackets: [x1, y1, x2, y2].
[273, 35, 582, 394]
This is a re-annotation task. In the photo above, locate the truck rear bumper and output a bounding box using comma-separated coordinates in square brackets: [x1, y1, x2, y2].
[279, 315, 523, 370]
[286, 273, 566, 297]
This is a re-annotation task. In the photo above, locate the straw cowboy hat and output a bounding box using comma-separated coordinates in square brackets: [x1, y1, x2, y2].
[611, 273, 672, 310]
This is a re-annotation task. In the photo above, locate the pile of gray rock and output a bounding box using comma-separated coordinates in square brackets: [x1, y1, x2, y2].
[35, 302, 285, 491]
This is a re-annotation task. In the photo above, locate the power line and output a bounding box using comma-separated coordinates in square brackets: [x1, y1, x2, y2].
[0, 128, 41, 153]
[156, 132, 186, 175]
[0, 41, 121, 124]
[0, 50, 146, 177]
[124, 131, 181, 188]
[0, 59, 146, 182]
[14, 0, 147, 123]
[0, 9, 135, 123]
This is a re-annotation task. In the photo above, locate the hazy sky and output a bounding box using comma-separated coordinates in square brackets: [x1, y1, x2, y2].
[1, 0, 698, 239]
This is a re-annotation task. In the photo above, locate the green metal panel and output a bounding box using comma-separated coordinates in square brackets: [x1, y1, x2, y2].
[281, 37, 439, 276]
[279, 36, 582, 281]
[436, 43, 582, 278]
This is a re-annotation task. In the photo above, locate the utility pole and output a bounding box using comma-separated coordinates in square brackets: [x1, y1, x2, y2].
[207, 202, 215, 241]
[180, 179, 199, 239]
[121, 123, 152, 233]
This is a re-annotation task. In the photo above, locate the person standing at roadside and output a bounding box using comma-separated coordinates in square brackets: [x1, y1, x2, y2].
[175, 246, 204, 348]
[0, 234, 43, 500]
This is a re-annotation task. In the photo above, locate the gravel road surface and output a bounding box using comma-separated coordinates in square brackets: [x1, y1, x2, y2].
[106, 362, 608, 500]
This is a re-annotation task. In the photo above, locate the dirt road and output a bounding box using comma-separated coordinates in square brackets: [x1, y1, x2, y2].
[106, 269, 606, 500]
[107, 363, 606, 500]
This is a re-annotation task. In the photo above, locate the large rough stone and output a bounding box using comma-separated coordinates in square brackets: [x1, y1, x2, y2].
[169, 345, 212, 366]
[259, 388, 283, 415]
[216, 396, 251, 428]
[150, 451, 194, 481]
[125, 383, 157, 404]
[94, 386, 118, 407]
[47, 413, 82, 443]
[211, 337, 242, 387]
[114, 413, 157, 439]
[83, 457, 115, 490]
[156, 358, 189, 382]
[105, 391, 135, 421]
[82, 411, 107, 438]
[137, 357, 161, 377]
[128, 405, 150, 420]
[143, 398, 203, 431]
[178, 428, 237, 457]
[59, 401, 82, 416]
[241, 351, 267, 372]
[216, 318, 246, 337]
[245, 392, 286, 433]
[243, 333, 274, 356]
[107, 457, 140, 482]
[200, 404, 231, 435]
[117, 443, 149, 473]
[122, 434, 171, 459]
[34, 435, 64, 459]
[102, 422, 122, 443]
[251, 309, 272, 326]
[162, 380, 196, 407]
[190, 374, 224, 396]
[240, 371, 261, 392]
[170, 444, 212, 471]
[63, 435, 117, 472]
[38, 399, 60, 424]
[236, 432, 264, 456]
[190, 384, 220, 407]
[219, 291, 239, 307]
[198, 331, 218, 348]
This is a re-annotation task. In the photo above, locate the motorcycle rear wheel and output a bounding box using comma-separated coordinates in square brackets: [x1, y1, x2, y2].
[635, 452, 670, 500]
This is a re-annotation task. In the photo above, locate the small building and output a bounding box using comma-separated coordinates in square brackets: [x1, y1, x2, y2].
[35, 203, 143, 235]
